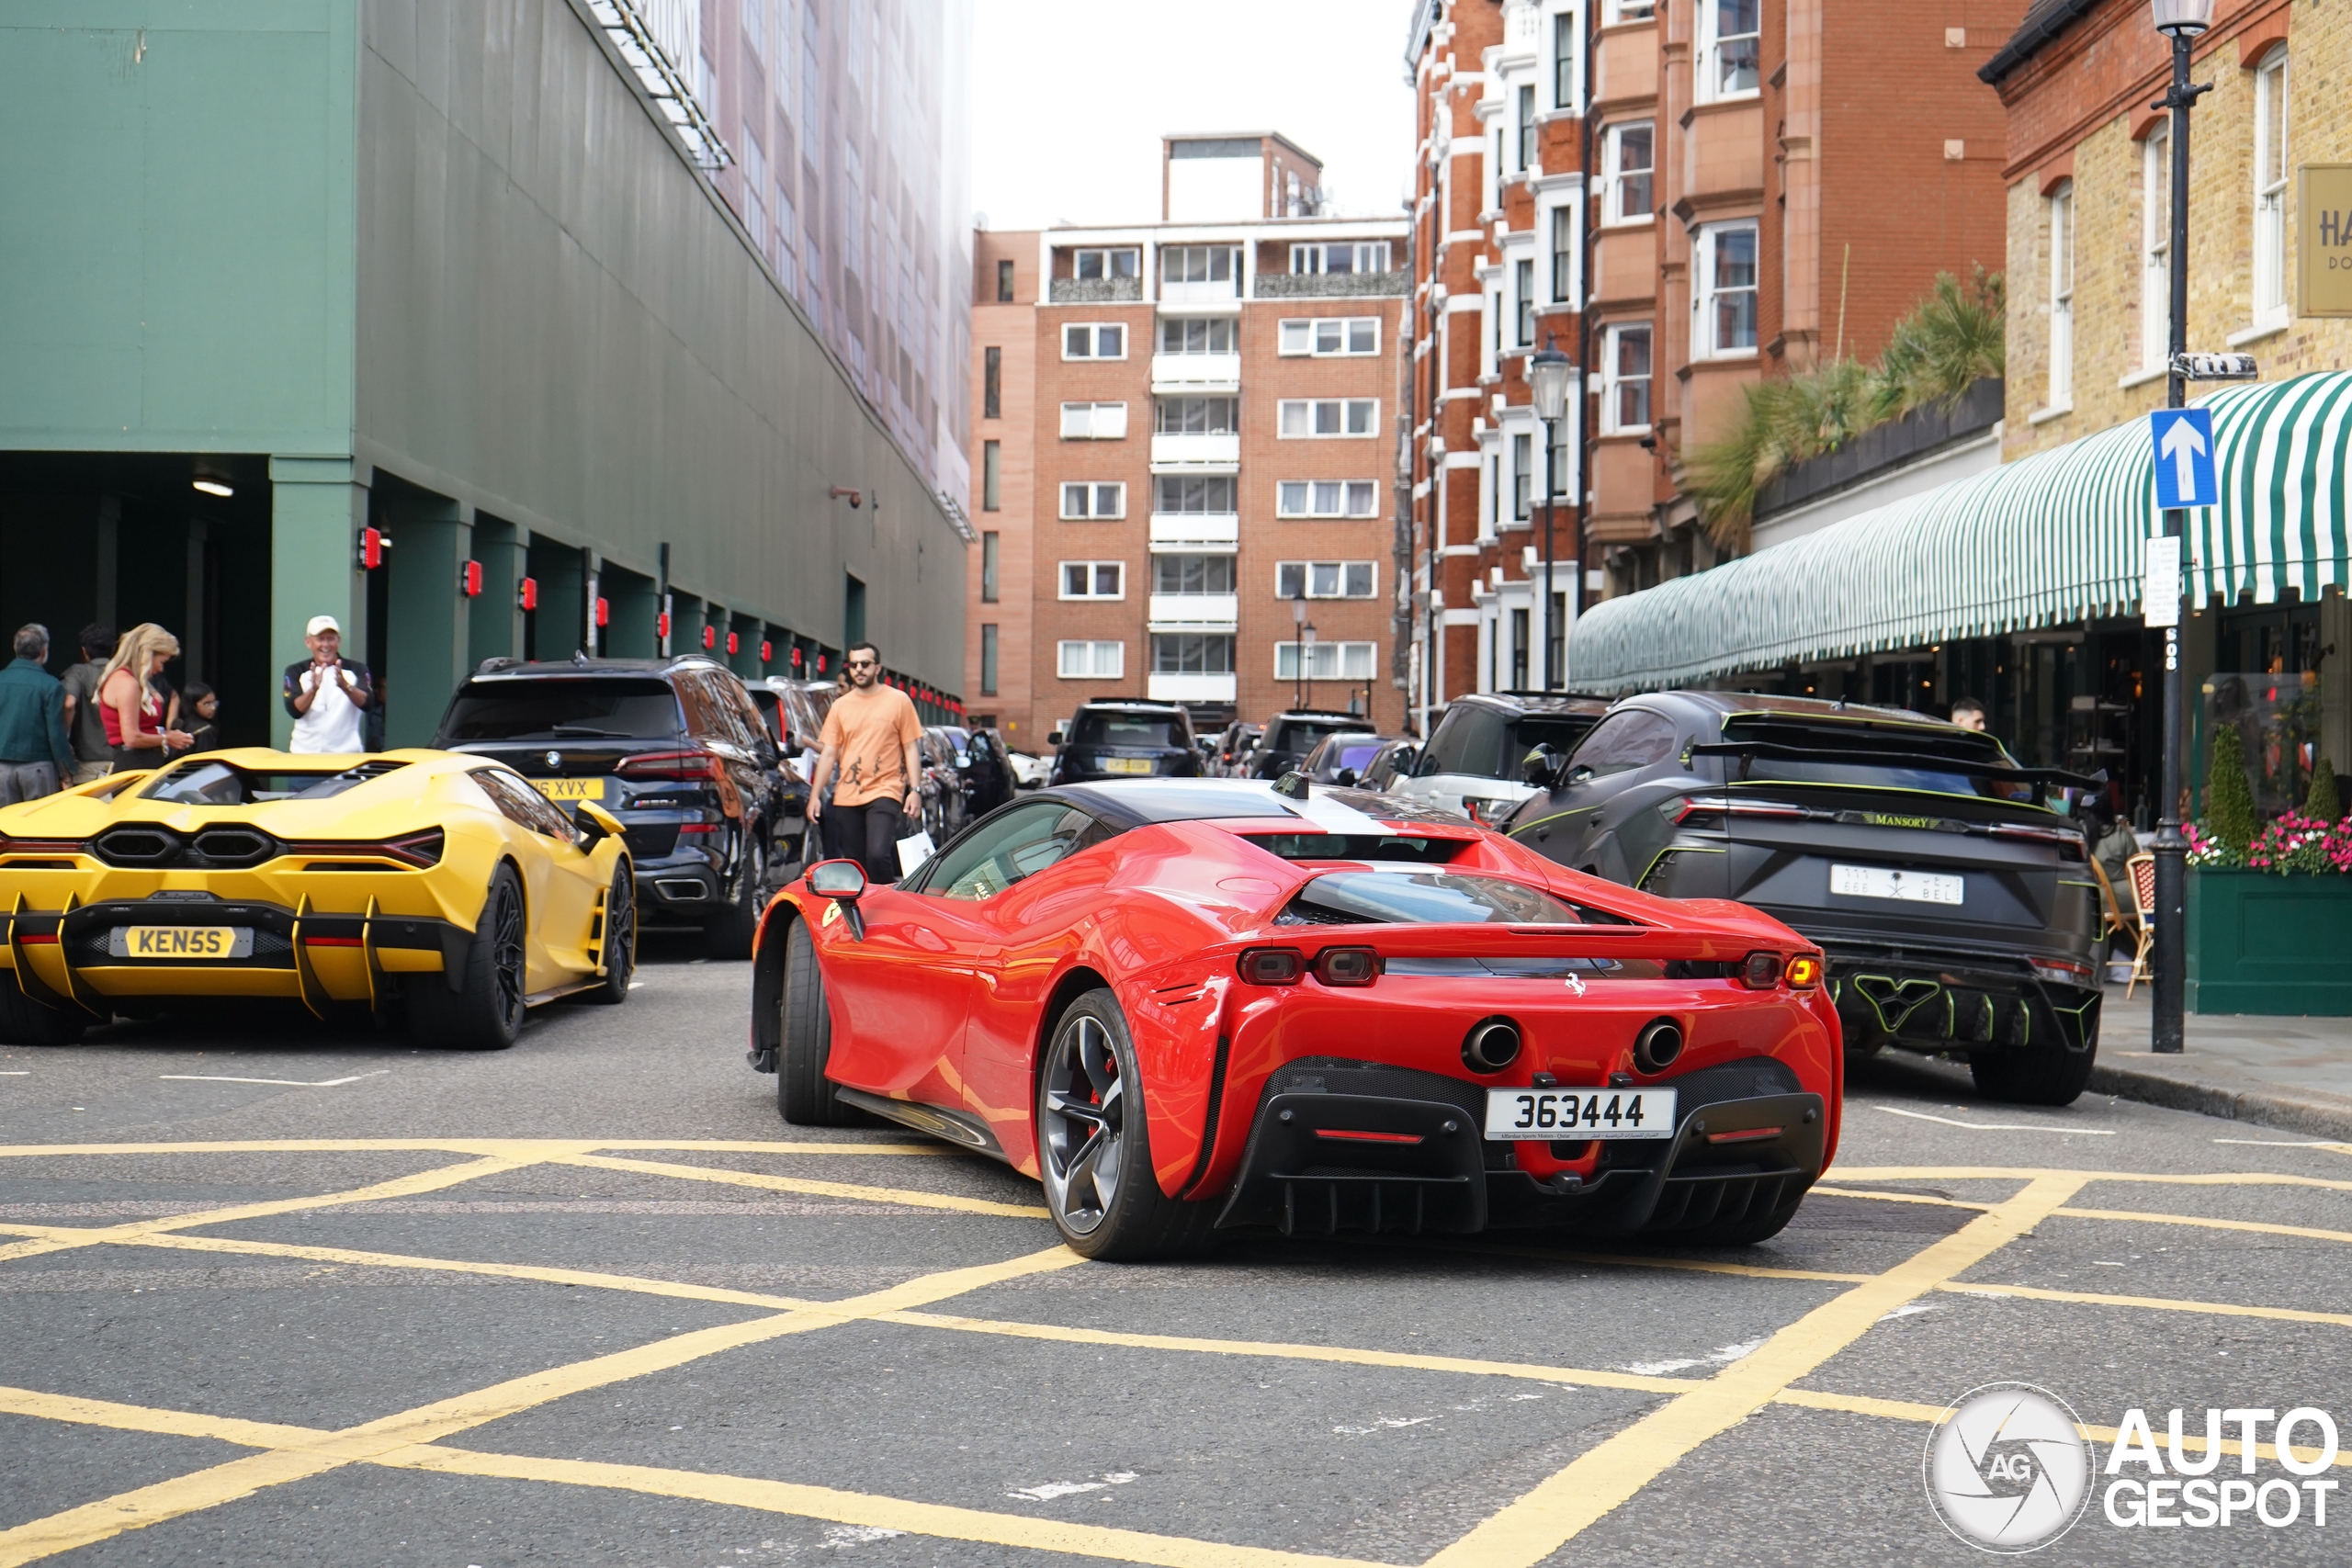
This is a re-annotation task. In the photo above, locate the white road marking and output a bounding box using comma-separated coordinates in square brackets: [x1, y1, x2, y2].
[0, 1070, 28, 1076]
[1878, 1105, 2115, 1134]
[1878, 1301, 1938, 1322]
[2212, 1138, 2352, 1148]
[1334, 1416, 1438, 1435]
[1006, 1472, 1137, 1502]
[157, 1070, 391, 1088]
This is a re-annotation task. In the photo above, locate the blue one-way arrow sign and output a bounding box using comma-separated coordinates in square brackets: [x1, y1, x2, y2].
[2150, 407, 2218, 510]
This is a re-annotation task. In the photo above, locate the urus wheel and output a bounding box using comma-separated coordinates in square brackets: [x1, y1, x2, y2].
[1035, 989, 1216, 1260]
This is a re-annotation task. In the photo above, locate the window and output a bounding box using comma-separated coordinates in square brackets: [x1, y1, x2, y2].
[1152, 633, 1235, 673]
[1697, 0, 1760, 101]
[1517, 84, 1537, 172]
[996, 258, 1014, 302]
[1606, 122, 1655, 223]
[1512, 432, 1532, 521]
[1160, 317, 1236, 354]
[1154, 554, 1237, 594]
[472, 767, 582, 841]
[922, 802, 1101, 901]
[741, 0, 763, 58]
[1276, 480, 1381, 517]
[1277, 318, 1381, 356]
[2142, 121, 2171, 371]
[1059, 401, 1128, 439]
[1156, 475, 1237, 513]
[983, 346, 1001, 419]
[1600, 324, 1653, 433]
[1566, 709, 1679, 775]
[1695, 222, 1758, 356]
[1063, 322, 1126, 359]
[1073, 247, 1139, 280]
[1609, 0, 1656, 18]
[1278, 399, 1379, 437]
[981, 532, 1001, 603]
[1275, 641, 1377, 681]
[1162, 245, 1240, 283]
[741, 129, 769, 254]
[1551, 208, 1577, 302]
[1289, 242, 1393, 275]
[979, 624, 999, 696]
[1554, 12, 1577, 107]
[1276, 561, 1377, 599]
[1155, 397, 1239, 434]
[1510, 607, 1531, 691]
[1515, 258, 1535, 346]
[2046, 184, 2074, 409]
[2254, 51, 2290, 323]
[1059, 561, 1125, 600]
[1057, 639, 1125, 679]
[982, 440, 1001, 511]
[1059, 481, 1126, 519]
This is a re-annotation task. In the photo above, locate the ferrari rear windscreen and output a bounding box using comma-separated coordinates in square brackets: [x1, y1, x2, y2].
[1238, 833, 1466, 864]
[440, 680, 684, 742]
[1280, 871, 1597, 926]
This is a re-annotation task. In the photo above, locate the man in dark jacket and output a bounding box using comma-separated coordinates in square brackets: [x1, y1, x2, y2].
[0, 624, 73, 804]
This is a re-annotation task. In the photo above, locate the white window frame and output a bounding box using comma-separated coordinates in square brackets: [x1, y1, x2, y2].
[1061, 322, 1127, 360]
[1603, 121, 1656, 226]
[1277, 317, 1382, 357]
[1695, 0, 1761, 105]
[1288, 242, 1393, 276]
[1072, 247, 1139, 281]
[1059, 481, 1126, 520]
[1162, 244, 1241, 284]
[1550, 6, 1582, 113]
[1278, 399, 1380, 438]
[1274, 641, 1378, 681]
[1607, 0, 1656, 20]
[1693, 221, 1759, 359]
[1152, 554, 1238, 595]
[2141, 122, 2171, 373]
[1516, 84, 1537, 174]
[1276, 560, 1379, 600]
[1155, 396, 1239, 434]
[2253, 50, 2290, 327]
[1059, 401, 1129, 440]
[1514, 256, 1536, 347]
[1600, 322, 1654, 434]
[2046, 182, 2075, 411]
[1159, 316, 1236, 355]
[1150, 632, 1236, 675]
[1155, 475, 1238, 515]
[1275, 480, 1382, 519]
[1057, 560, 1126, 601]
[1549, 204, 1580, 303]
[1057, 639, 1125, 680]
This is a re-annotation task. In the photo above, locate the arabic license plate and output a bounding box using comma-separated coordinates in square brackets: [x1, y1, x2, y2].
[1102, 758, 1154, 775]
[1485, 1088, 1676, 1141]
[109, 926, 254, 960]
[1828, 863, 1964, 906]
[534, 777, 608, 802]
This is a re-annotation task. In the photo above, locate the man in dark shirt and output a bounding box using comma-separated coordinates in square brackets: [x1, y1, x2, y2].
[56, 622, 116, 784]
[0, 624, 73, 804]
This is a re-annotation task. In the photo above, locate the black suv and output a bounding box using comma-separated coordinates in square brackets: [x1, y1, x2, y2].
[1500, 692, 2105, 1105]
[1246, 710, 1367, 780]
[1047, 701, 1202, 785]
[434, 656, 780, 957]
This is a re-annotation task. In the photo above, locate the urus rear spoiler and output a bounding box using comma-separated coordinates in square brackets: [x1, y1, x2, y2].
[1687, 740, 2108, 795]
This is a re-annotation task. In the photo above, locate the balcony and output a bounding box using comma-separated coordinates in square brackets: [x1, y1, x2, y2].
[1149, 432, 1240, 471]
[1151, 352, 1242, 392]
[1253, 270, 1410, 299]
[1049, 276, 1143, 304]
[1592, 229, 1657, 309]
[1159, 277, 1243, 307]
[1681, 101, 1766, 210]
[1148, 593, 1239, 631]
[1149, 513, 1239, 550]
[1148, 672, 1238, 704]
[1594, 25, 1658, 107]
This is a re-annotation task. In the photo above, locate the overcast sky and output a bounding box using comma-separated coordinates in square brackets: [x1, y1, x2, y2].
[969, 0, 1420, 231]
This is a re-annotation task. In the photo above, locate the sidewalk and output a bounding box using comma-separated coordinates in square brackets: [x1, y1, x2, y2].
[2092, 987, 2352, 1140]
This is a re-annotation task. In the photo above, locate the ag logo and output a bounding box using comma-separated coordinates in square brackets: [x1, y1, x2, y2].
[1924, 1382, 2097, 1552]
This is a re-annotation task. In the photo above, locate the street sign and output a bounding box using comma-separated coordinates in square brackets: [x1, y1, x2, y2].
[2143, 536, 2182, 628]
[2298, 164, 2352, 317]
[2149, 407, 2217, 510]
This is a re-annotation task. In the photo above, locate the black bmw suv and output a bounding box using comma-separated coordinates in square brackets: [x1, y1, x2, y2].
[1500, 693, 2105, 1104]
[1047, 700, 1202, 785]
[434, 656, 779, 956]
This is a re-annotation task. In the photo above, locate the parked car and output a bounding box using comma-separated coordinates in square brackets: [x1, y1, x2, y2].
[742, 681, 812, 863]
[1296, 731, 1395, 787]
[960, 728, 1019, 818]
[1500, 692, 2106, 1104]
[754, 779, 1839, 1256]
[1394, 693, 1610, 827]
[1246, 710, 1365, 780]
[1357, 737, 1420, 793]
[1207, 721, 1261, 776]
[434, 656, 778, 957]
[1006, 750, 1048, 790]
[916, 727, 973, 843]
[1046, 701, 1202, 785]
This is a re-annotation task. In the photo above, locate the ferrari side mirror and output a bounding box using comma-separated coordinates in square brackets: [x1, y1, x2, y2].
[807, 857, 868, 940]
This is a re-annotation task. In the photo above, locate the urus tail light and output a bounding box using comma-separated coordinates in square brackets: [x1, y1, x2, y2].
[618, 749, 725, 782]
[2029, 957, 2095, 987]
[1783, 954, 1823, 989]
[1461, 1017, 1521, 1073]
[1238, 947, 1305, 986]
[1674, 798, 1810, 824]
[1738, 951, 1784, 989]
[1633, 1017, 1684, 1073]
[1313, 946, 1380, 987]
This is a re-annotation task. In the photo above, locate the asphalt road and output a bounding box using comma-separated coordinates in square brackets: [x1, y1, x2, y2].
[2, 942, 2347, 1567]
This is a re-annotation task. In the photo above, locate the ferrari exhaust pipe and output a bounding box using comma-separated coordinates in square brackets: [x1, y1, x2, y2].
[1633, 1018, 1684, 1075]
[1461, 1017, 1522, 1074]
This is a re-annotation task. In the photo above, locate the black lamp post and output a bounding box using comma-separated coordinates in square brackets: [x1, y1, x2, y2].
[1291, 592, 1308, 713]
[1528, 337, 1575, 690]
[2150, 0, 2214, 1055]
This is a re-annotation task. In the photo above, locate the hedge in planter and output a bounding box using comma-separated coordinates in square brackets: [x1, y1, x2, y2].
[2185, 813, 2352, 1015]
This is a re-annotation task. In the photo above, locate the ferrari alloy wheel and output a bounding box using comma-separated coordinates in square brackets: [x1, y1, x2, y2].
[706, 831, 763, 961]
[1035, 989, 1216, 1261]
[0, 968, 86, 1046]
[409, 863, 528, 1050]
[776, 915, 856, 1125]
[586, 866, 636, 1005]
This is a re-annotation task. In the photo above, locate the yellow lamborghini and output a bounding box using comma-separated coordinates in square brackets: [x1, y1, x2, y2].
[0, 750, 634, 1049]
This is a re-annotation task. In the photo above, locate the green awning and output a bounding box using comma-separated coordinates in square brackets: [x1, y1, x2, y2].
[1567, 372, 2352, 693]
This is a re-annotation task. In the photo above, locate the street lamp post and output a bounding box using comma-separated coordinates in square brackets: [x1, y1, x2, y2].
[1291, 592, 1308, 713]
[2151, 0, 2214, 1055]
[1527, 337, 1574, 691]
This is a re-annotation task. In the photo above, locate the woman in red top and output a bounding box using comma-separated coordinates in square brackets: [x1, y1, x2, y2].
[99, 624, 191, 770]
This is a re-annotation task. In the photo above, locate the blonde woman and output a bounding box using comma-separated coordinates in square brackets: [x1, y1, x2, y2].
[99, 624, 191, 770]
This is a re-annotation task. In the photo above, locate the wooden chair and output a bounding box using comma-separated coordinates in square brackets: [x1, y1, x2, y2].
[2122, 852, 2158, 998]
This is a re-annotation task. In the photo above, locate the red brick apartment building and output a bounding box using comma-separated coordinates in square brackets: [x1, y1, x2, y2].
[1405, 0, 2018, 714]
[966, 135, 1411, 746]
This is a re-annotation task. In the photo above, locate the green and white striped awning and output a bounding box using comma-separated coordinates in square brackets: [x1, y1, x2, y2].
[1567, 372, 2352, 694]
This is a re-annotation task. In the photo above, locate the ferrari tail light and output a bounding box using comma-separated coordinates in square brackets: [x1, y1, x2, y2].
[1737, 951, 1784, 990]
[1783, 954, 1823, 989]
[1238, 947, 1305, 986]
[1313, 946, 1380, 987]
[618, 749, 725, 782]
[383, 829, 446, 868]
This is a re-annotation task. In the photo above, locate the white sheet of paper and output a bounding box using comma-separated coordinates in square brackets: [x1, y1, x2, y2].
[895, 829, 936, 877]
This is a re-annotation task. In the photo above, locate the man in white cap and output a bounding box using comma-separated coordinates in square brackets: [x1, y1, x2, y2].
[281, 615, 374, 754]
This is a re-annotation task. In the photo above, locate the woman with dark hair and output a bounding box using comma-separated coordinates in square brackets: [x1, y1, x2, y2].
[179, 682, 220, 755]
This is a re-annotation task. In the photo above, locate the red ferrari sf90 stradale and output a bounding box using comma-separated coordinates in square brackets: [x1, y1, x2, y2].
[748, 780, 1840, 1259]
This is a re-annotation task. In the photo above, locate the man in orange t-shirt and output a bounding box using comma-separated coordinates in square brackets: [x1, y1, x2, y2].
[808, 641, 925, 882]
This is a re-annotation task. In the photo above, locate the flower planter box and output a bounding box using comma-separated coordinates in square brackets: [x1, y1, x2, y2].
[2187, 868, 2352, 1015]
